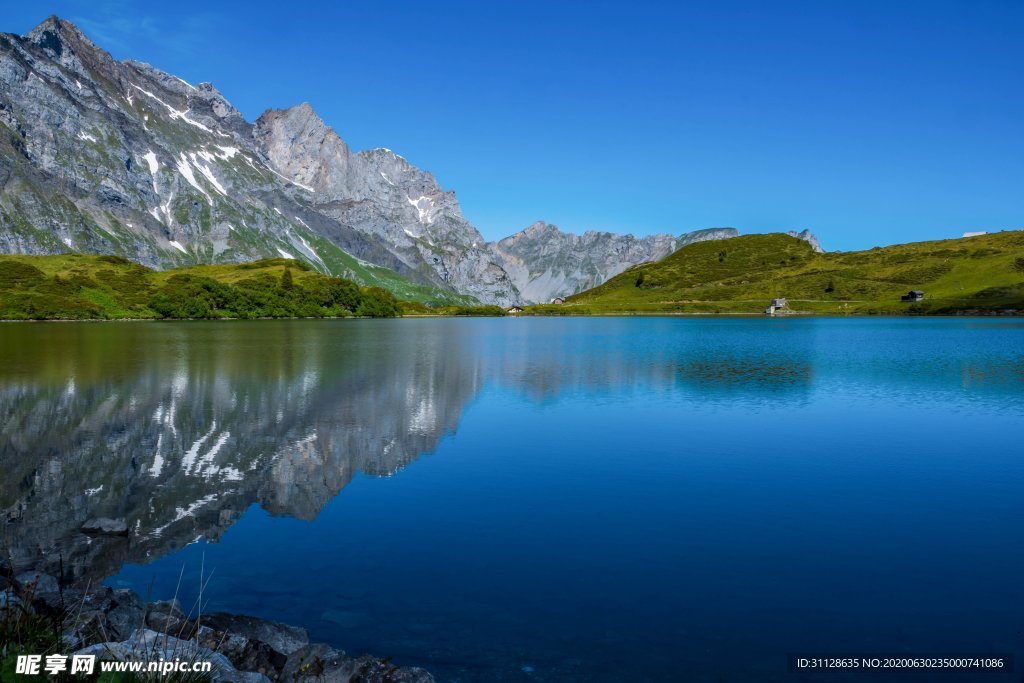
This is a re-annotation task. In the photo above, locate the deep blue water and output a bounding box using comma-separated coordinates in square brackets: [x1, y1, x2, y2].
[89, 317, 1024, 681]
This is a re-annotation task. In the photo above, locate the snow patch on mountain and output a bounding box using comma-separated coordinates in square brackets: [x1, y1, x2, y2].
[407, 196, 436, 224]
[142, 150, 159, 174]
[129, 83, 215, 134]
[175, 153, 212, 203]
[188, 152, 227, 196]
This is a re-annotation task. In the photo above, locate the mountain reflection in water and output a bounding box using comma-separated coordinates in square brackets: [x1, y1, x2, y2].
[3, 317, 1023, 585]
[1, 320, 482, 580]
[2, 317, 1024, 682]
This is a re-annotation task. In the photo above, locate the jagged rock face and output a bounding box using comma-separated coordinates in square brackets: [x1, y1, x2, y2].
[787, 229, 824, 252]
[0, 16, 820, 306]
[253, 105, 519, 305]
[0, 18, 323, 267]
[0, 17, 514, 303]
[490, 222, 740, 303]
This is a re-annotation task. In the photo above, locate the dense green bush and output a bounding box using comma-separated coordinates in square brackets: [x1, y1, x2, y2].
[0, 256, 405, 320]
[305, 277, 362, 310]
[146, 273, 399, 319]
[0, 263, 107, 319]
[354, 287, 400, 318]
[149, 275, 237, 318]
[453, 305, 506, 316]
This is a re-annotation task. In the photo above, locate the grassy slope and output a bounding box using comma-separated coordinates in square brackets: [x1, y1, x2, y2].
[278, 227, 478, 306]
[0, 254, 397, 319]
[547, 231, 1024, 315]
[0, 250, 478, 319]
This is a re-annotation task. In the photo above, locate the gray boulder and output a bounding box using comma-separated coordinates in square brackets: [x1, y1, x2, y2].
[144, 599, 195, 637]
[283, 643, 434, 682]
[75, 628, 264, 683]
[203, 612, 308, 657]
[0, 589, 23, 614]
[15, 570, 59, 596]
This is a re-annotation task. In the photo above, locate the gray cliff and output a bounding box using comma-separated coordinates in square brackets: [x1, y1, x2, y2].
[489, 222, 740, 303]
[252, 105, 518, 305]
[0, 17, 516, 304]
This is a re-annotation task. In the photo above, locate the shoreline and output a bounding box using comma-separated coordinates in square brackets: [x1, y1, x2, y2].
[1, 309, 1022, 323]
[3, 569, 434, 682]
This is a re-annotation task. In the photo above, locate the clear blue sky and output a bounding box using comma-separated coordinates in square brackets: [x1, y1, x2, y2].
[4, 1, 1023, 249]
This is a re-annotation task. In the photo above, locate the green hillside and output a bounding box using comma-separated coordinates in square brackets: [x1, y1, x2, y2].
[540, 231, 1024, 315]
[0, 254, 407, 319]
[290, 233, 479, 306]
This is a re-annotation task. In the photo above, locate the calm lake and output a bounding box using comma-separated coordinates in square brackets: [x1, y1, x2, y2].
[2, 317, 1023, 681]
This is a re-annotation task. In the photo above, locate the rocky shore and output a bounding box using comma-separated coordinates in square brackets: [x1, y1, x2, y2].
[1, 569, 433, 682]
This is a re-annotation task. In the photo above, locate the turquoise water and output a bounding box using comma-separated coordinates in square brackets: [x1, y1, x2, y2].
[3, 318, 1022, 680]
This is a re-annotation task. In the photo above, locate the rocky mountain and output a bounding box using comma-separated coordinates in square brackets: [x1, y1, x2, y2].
[0, 17, 517, 304]
[0, 16, 824, 307]
[253, 104, 517, 305]
[489, 223, 739, 303]
[787, 228, 824, 253]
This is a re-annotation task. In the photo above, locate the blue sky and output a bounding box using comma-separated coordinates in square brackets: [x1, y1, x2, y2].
[3, 1, 1023, 249]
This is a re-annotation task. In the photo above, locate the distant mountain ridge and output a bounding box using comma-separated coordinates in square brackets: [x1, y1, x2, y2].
[0, 16, 821, 305]
[490, 222, 740, 303]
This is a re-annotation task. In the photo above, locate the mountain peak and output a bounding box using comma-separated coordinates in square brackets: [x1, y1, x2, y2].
[256, 102, 330, 134]
[28, 14, 62, 35]
[26, 15, 100, 58]
[524, 220, 553, 234]
[22, 15, 117, 80]
[786, 229, 825, 252]
[281, 102, 320, 122]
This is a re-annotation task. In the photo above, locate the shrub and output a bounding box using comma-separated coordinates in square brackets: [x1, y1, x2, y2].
[149, 275, 240, 318]
[355, 287, 400, 317]
[97, 254, 132, 266]
[453, 305, 506, 316]
[321, 278, 361, 311]
[0, 261, 45, 289]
